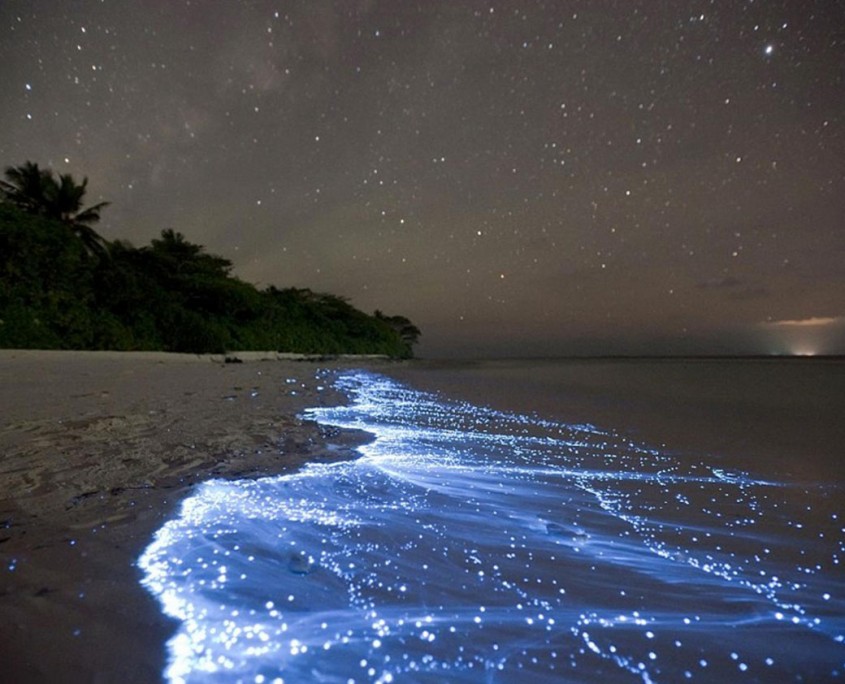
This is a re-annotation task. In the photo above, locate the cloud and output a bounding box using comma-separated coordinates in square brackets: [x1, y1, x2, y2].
[696, 276, 769, 300]
[765, 316, 845, 328]
[696, 276, 744, 289]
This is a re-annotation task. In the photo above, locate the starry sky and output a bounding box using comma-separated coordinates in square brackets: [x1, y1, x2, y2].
[1, 1, 843, 357]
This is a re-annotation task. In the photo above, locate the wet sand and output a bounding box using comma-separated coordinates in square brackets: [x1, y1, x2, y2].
[0, 350, 376, 683]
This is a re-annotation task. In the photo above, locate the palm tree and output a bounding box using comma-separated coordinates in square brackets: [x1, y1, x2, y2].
[1, 162, 110, 257]
[149, 228, 233, 277]
[47, 173, 111, 257]
[0, 161, 51, 214]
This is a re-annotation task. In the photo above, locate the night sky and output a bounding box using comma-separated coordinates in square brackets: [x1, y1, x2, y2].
[1, 1, 843, 357]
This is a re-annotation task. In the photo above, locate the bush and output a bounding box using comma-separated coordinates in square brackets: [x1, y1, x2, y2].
[0, 205, 419, 357]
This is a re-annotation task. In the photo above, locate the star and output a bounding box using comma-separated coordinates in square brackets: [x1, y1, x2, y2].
[0, 1, 841, 356]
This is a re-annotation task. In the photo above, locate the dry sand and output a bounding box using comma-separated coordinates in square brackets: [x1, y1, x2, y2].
[0, 350, 377, 683]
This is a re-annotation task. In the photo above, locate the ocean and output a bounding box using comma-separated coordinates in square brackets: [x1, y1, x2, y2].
[138, 359, 845, 683]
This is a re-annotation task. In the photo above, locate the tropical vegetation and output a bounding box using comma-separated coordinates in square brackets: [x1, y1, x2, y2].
[0, 162, 419, 357]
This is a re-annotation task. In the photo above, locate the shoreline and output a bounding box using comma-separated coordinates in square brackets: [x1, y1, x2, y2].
[0, 350, 383, 683]
[379, 356, 845, 481]
[0, 348, 395, 363]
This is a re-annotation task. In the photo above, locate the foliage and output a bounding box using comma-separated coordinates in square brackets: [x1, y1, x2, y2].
[375, 310, 422, 348]
[0, 163, 419, 357]
[1, 162, 110, 257]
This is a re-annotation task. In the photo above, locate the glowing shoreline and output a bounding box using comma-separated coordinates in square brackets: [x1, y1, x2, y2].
[138, 371, 845, 683]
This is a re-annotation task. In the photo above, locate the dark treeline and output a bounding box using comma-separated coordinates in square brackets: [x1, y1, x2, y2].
[0, 162, 420, 357]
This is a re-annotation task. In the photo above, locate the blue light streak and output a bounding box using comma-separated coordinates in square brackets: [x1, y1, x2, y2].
[138, 371, 845, 683]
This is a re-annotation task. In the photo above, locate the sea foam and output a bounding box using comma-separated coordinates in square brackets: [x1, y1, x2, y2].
[138, 370, 845, 683]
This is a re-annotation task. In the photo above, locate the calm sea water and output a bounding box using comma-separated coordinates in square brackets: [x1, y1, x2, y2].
[139, 361, 845, 683]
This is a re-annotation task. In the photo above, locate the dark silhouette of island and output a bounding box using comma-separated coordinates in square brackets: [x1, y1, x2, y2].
[0, 162, 419, 357]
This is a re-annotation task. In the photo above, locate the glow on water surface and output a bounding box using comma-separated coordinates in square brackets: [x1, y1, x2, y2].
[138, 371, 845, 683]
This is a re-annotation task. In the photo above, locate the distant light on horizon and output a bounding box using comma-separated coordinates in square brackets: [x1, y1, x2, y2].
[759, 315, 845, 358]
[767, 336, 826, 358]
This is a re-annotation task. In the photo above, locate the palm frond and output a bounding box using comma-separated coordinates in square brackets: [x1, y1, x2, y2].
[73, 202, 110, 225]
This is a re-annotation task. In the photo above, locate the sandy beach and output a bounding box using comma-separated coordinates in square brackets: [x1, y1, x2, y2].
[0, 350, 376, 683]
[0, 351, 845, 683]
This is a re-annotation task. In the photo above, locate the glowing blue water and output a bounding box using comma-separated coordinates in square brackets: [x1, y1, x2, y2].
[139, 371, 845, 683]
